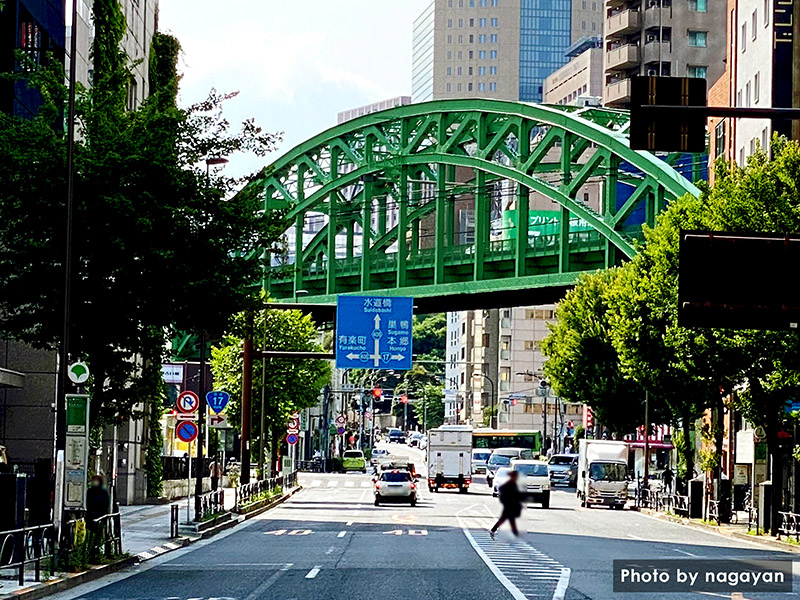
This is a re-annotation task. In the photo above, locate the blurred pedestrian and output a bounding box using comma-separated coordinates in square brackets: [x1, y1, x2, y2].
[662, 466, 674, 494]
[490, 470, 523, 539]
[209, 458, 222, 490]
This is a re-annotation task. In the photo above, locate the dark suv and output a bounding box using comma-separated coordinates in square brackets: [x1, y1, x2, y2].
[548, 454, 578, 486]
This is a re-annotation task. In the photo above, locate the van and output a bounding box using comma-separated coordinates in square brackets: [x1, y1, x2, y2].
[486, 447, 534, 486]
[341, 450, 367, 473]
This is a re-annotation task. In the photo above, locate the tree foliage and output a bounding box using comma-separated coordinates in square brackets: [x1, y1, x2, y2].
[0, 1, 284, 429]
[210, 298, 332, 455]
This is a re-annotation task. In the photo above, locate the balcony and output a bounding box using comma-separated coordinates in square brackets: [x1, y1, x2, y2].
[643, 41, 671, 65]
[606, 10, 641, 38]
[604, 78, 632, 107]
[605, 44, 640, 71]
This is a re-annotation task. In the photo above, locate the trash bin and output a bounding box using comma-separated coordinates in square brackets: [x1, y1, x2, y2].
[689, 478, 704, 518]
[758, 481, 772, 533]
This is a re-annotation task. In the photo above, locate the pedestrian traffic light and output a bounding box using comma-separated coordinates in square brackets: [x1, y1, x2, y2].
[511, 398, 518, 407]
[400, 394, 408, 404]
[630, 75, 707, 153]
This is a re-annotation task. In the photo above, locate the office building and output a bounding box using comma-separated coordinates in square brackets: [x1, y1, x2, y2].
[603, 0, 727, 108]
[412, 0, 603, 103]
[543, 36, 603, 105]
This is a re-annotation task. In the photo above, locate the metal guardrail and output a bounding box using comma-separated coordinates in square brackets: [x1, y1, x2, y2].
[162, 456, 212, 481]
[296, 459, 324, 473]
[196, 489, 225, 521]
[778, 511, 800, 542]
[235, 471, 298, 511]
[0, 523, 55, 585]
[669, 494, 689, 517]
[62, 512, 123, 559]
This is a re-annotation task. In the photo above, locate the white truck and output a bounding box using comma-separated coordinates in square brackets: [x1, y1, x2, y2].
[577, 439, 629, 509]
[426, 425, 473, 493]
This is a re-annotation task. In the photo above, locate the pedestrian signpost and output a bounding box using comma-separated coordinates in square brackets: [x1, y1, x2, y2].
[64, 394, 89, 509]
[206, 391, 230, 414]
[335, 296, 413, 370]
[67, 361, 90, 385]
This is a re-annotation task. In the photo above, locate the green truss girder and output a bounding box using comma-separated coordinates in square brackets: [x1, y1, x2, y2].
[241, 99, 702, 304]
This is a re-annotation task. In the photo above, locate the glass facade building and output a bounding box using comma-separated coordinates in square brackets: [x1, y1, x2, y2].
[412, 1, 435, 102]
[519, 0, 572, 103]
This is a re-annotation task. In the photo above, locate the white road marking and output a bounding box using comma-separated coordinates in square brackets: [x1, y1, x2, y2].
[310, 480, 322, 488]
[360, 481, 371, 487]
[243, 564, 292, 600]
[346, 520, 354, 526]
[344, 481, 355, 487]
[627, 533, 645, 541]
[305, 566, 322, 579]
[337, 530, 347, 538]
[326, 480, 338, 488]
[673, 548, 699, 557]
[326, 546, 336, 555]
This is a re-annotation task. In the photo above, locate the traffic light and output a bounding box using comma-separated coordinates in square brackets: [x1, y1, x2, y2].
[511, 398, 518, 407]
[400, 394, 408, 404]
[372, 387, 382, 398]
[630, 75, 707, 153]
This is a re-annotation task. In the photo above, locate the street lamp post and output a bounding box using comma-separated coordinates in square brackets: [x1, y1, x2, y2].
[473, 373, 496, 429]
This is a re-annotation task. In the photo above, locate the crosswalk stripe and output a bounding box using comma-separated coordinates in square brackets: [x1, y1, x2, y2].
[360, 481, 371, 487]
[344, 481, 355, 487]
[326, 480, 338, 488]
[310, 480, 322, 488]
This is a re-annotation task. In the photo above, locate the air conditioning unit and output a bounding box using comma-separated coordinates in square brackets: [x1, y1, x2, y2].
[646, 34, 658, 42]
[647, 69, 658, 76]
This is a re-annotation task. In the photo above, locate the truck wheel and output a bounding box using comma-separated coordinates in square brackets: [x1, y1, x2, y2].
[487, 477, 493, 488]
[580, 493, 587, 508]
[428, 486, 434, 493]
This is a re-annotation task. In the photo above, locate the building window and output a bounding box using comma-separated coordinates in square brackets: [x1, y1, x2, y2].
[480, 18, 487, 27]
[740, 24, 746, 51]
[750, 137, 757, 155]
[714, 121, 725, 159]
[447, 67, 452, 76]
[754, 72, 760, 104]
[752, 10, 757, 40]
[688, 0, 707, 11]
[524, 340, 535, 351]
[687, 65, 707, 79]
[737, 89, 742, 107]
[525, 309, 535, 319]
[489, 66, 497, 75]
[478, 82, 486, 91]
[447, 83, 452, 92]
[490, 33, 498, 42]
[458, 35, 463, 43]
[458, 50, 463, 59]
[458, 18, 463, 28]
[490, 50, 498, 58]
[448, 19, 453, 28]
[469, 18, 474, 27]
[739, 148, 745, 166]
[492, 0, 498, 5]
[501, 336, 511, 360]
[688, 30, 708, 47]
[469, 66, 473, 75]
[478, 34, 487, 43]
[762, 127, 769, 149]
[469, 50, 473, 58]
[489, 82, 497, 91]
[479, 50, 486, 58]
[469, 34, 474, 42]
[468, 82, 473, 91]
[457, 66, 463, 76]
[457, 83, 462, 91]
[764, 0, 770, 26]
[480, 0, 486, 5]
[746, 81, 751, 107]
[478, 66, 486, 75]
[447, 50, 452, 59]
[491, 17, 498, 26]
[447, 35, 453, 44]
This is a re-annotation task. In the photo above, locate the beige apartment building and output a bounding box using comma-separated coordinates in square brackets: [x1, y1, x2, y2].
[603, 0, 727, 107]
[544, 38, 604, 105]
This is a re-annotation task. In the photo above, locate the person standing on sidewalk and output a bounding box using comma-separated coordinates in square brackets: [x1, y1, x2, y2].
[490, 470, 523, 539]
[209, 458, 222, 491]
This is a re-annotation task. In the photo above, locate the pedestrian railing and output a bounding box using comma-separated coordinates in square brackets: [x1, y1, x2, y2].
[297, 459, 324, 472]
[89, 512, 123, 556]
[708, 500, 721, 526]
[777, 511, 800, 542]
[235, 471, 298, 511]
[669, 494, 690, 517]
[0, 523, 55, 585]
[196, 489, 225, 521]
[636, 487, 665, 511]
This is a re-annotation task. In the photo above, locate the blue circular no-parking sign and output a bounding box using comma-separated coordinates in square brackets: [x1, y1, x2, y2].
[286, 433, 299, 445]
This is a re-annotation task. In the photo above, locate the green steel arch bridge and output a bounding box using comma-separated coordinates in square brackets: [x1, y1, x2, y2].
[247, 99, 702, 313]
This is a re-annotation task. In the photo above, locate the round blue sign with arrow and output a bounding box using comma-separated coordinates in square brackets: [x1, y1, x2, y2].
[206, 391, 230, 414]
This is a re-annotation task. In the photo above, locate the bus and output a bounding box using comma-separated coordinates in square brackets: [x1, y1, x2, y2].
[472, 429, 542, 455]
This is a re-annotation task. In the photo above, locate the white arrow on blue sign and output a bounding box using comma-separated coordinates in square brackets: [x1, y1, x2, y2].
[335, 296, 413, 370]
[206, 391, 230, 414]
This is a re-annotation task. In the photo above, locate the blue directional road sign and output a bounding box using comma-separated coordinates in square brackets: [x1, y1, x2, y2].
[336, 296, 413, 370]
[206, 391, 230, 414]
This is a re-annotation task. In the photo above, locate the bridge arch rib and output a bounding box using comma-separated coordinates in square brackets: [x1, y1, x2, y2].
[243, 99, 702, 309]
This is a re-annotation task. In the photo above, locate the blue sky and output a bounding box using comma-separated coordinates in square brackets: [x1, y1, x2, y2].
[159, 0, 431, 177]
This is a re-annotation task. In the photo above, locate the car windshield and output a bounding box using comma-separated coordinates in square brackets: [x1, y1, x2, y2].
[549, 456, 574, 465]
[589, 463, 627, 481]
[495, 468, 512, 478]
[489, 454, 511, 466]
[472, 452, 491, 461]
[515, 464, 549, 477]
[381, 472, 411, 482]
[343, 451, 362, 459]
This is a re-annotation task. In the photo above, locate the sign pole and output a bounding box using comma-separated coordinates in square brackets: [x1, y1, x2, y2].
[195, 332, 207, 521]
[186, 442, 192, 524]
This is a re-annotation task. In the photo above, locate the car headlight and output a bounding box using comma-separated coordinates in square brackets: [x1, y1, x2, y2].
[567, 470, 573, 476]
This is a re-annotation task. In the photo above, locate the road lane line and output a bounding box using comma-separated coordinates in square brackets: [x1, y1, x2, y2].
[310, 480, 321, 487]
[553, 568, 570, 600]
[346, 520, 354, 526]
[327, 480, 338, 488]
[326, 546, 336, 555]
[305, 566, 322, 579]
[345, 481, 355, 487]
[243, 564, 293, 600]
[673, 548, 699, 557]
[337, 530, 347, 538]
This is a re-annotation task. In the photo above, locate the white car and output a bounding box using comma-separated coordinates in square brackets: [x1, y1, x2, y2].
[492, 467, 514, 497]
[471, 449, 491, 474]
[371, 448, 391, 466]
[511, 459, 551, 508]
[374, 470, 417, 506]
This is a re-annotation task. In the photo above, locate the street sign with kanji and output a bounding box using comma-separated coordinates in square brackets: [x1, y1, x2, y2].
[335, 296, 413, 370]
[176, 420, 198, 443]
[206, 391, 230, 414]
[176, 390, 199, 413]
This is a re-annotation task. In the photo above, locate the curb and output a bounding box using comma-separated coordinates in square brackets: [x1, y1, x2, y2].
[0, 556, 136, 600]
[639, 508, 800, 553]
[1, 486, 303, 600]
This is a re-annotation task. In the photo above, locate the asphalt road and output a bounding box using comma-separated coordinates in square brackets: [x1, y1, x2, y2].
[55, 442, 797, 600]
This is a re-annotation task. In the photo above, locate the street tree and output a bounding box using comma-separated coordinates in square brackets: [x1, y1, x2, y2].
[0, 0, 284, 430]
[210, 299, 332, 469]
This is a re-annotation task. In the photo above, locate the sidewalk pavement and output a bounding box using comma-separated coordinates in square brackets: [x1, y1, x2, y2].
[120, 487, 236, 559]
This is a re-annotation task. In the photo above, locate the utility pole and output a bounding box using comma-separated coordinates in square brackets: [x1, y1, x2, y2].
[643, 390, 650, 485]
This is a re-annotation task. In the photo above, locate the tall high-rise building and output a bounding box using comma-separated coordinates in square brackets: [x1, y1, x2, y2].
[602, 0, 727, 108]
[412, 0, 603, 103]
